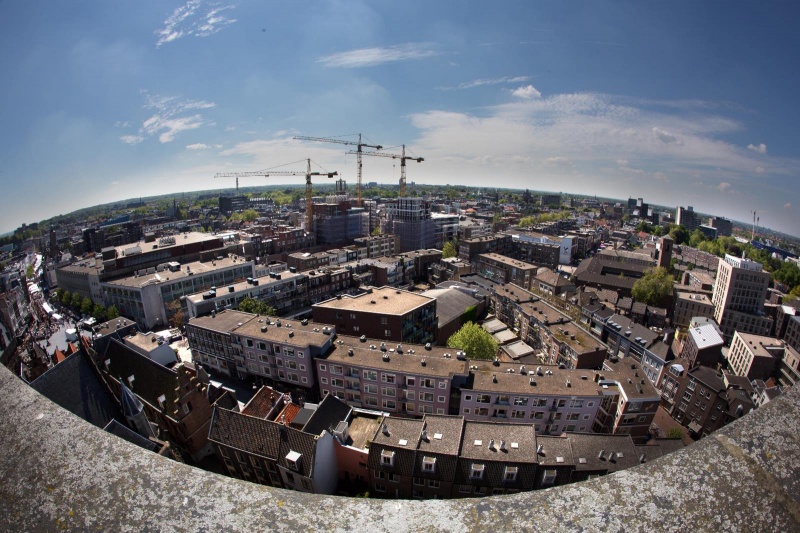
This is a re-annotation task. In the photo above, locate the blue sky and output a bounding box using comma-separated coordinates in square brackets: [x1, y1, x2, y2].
[1, 1, 799, 236]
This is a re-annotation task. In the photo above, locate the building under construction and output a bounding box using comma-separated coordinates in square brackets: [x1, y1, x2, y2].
[313, 199, 369, 246]
[384, 197, 437, 252]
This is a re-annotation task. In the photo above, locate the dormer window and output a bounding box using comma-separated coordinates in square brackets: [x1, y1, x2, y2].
[286, 450, 302, 471]
[127, 375, 135, 388]
[504, 466, 518, 481]
[380, 450, 395, 467]
[422, 456, 436, 473]
[470, 463, 485, 480]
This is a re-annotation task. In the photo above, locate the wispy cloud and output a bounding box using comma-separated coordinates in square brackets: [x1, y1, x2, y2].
[407, 91, 799, 233]
[785, 202, 792, 210]
[747, 143, 767, 154]
[441, 76, 531, 91]
[511, 84, 542, 99]
[186, 143, 209, 150]
[119, 91, 216, 144]
[120, 135, 144, 145]
[317, 43, 438, 68]
[155, 0, 236, 47]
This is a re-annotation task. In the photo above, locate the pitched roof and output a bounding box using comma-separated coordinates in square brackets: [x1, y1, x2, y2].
[209, 407, 282, 460]
[303, 394, 352, 436]
[30, 350, 124, 429]
[103, 419, 161, 453]
[101, 338, 180, 411]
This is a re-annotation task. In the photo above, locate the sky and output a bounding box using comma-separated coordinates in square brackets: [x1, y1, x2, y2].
[1, 1, 799, 236]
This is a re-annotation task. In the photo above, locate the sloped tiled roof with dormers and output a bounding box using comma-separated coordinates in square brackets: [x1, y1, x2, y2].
[209, 406, 282, 461]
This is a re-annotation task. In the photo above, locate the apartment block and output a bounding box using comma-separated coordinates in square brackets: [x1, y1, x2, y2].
[315, 335, 469, 416]
[312, 287, 437, 345]
[680, 323, 725, 369]
[711, 255, 773, 341]
[672, 291, 715, 328]
[726, 332, 782, 381]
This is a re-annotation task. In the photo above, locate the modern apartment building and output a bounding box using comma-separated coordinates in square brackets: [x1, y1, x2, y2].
[711, 255, 773, 341]
[312, 287, 437, 345]
[726, 332, 782, 381]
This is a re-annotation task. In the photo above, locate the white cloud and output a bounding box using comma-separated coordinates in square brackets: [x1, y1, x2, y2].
[120, 135, 144, 145]
[317, 43, 438, 68]
[785, 202, 793, 210]
[616, 159, 629, 166]
[717, 181, 732, 192]
[440, 76, 531, 90]
[155, 0, 236, 47]
[118, 91, 216, 144]
[755, 166, 766, 175]
[186, 143, 209, 150]
[747, 143, 767, 154]
[511, 84, 542, 99]
[652, 127, 679, 144]
[543, 156, 571, 166]
[114, 121, 130, 128]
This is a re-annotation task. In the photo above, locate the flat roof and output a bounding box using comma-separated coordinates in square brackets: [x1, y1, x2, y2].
[688, 323, 724, 349]
[235, 316, 336, 348]
[188, 310, 258, 334]
[313, 286, 434, 315]
[185, 271, 304, 304]
[113, 232, 221, 256]
[321, 335, 469, 378]
[478, 253, 538, 270]
[105, 256, 250, 288]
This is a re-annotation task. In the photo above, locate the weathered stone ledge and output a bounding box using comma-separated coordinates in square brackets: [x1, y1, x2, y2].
[0, 364, 798, 532]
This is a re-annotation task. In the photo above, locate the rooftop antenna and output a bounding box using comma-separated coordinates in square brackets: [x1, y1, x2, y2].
[751, 210, 758, 242]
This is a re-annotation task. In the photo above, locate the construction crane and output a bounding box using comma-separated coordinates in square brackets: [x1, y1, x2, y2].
[352, 145, 423, 197]
[293, 134, 382, 207]
[214, 159, 337, 231]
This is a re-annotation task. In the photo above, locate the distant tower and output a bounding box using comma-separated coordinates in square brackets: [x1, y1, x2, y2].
[335, 178, 347, 195]
[658, 235, 673, 270]
[120, 382, 156, 439]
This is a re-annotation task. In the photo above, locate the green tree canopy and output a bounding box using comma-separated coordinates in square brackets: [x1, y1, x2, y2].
[447, 322, 498, 361]
[631, 267, 674, 307]
[70, 292, 83, 309]
[106, 305, 119, 320]
[442, 241, 457, 259]
[669, 225, 690, 245]
[92, 304, 107, 322]
[237, 296, 277, 316]
[666, 427, 685, 439]
[80, 296, 94, 316]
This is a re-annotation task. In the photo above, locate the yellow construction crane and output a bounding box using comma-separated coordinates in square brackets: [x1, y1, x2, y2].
[293, 134, 382, 207]
[353, 145, 423, 197]
[214, 159, 337, 231]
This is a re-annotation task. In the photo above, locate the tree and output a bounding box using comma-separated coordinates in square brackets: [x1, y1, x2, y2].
[70, 292, 83, 310]
[631, 267, 674, 307]
[371, 225, 382, 236]
[56, 288, 64, 302]
[669, 225, 690, 246]
[442, 241, 457, 259]
[26, 264, 35, 279]
[666, 427, 685, 439]
[106, 306, 119, 320]
[81, 296, 94, 316]
[688, 229, 707, 248]
[92, 304, 107, 322]
[60, 290, 72, 306]
[447, 322, 498, 361]
[237, 297, 277, 316]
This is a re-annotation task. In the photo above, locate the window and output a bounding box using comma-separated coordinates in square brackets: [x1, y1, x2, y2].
[511, 410, 526, 419]
[514, 397, 529, 406]
[381, 374, 396, 384]
[382, 400, 396, 410]
[459, 485, 472, 494]
[438, 396, 446, 403]
[463, 408, 471, 414]
[387, 473, 399, 483]
[439, 381, 447, 389]
[406, 377, 416, 387]
[246, 339, 254, 348]
[567, 413, 580, 421]
[374, 483, 386, 493]
[382, 386, 396, 397]
[542, 469, 557, 487]
[532, 412, 544, 420]
[504, 466, 518, 482]
[331, 365, 343, 375]
[422, 456, 436, 473]
[470, 464, 485, 480]
[384, 330, 391, 337]
[477, 394, 491, 404]
[331, 378, 344, 388]
[364, 384, 378, 394]
[569, 399, 583, 409]
[627, 401, 641, 412]
[319, 364, 327, 372]
[420, 405, 433, 414]
[421, 378, 435, 388]
[286, 360, 297, 370]
[413, 477, 424, 486]
[365, 397, 378, 407]
[428, 479, 440, 489]
[682, 391, 693, 402]
[381, 450, 395, 466]
[687, 380, 696, 391]
[364, 370, 377, 381]
[420, 392, 434, 402]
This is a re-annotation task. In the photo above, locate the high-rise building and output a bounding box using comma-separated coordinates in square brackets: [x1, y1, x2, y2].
[711, 255, 773, 341]
[384, 198, 437, 252]
[709, 217, 733, 237]
[676, 206, 700, 231]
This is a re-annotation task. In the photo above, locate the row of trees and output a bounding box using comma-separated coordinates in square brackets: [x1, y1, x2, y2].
[54, 288, 118, 322]
[518, 211, 571, 228]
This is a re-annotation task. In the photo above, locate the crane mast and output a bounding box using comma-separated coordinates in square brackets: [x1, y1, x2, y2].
[353, 145, 424, 197]
[214, 159, 337, 231]
[293, 134, 382, 207]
